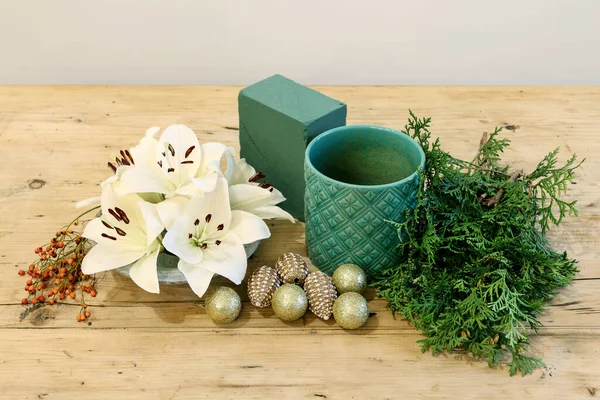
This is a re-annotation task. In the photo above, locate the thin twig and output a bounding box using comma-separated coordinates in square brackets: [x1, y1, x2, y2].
[483, 170, 522, 207]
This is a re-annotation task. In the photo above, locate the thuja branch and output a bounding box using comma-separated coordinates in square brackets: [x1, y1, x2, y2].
[373, 112, 583, 376]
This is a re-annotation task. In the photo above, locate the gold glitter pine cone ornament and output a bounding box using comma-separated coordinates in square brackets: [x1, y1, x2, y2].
[247, 265, 282, 308]
[275, 252, 309, 285]
[304, 271, 338, 320]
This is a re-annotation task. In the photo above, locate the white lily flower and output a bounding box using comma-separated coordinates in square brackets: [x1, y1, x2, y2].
[117, 124, 229, 197]
[75, 127, 162, 209]
[81, 185, 164, 293]
[227, 158, 295, 222]
[163, 177, 271, 297]
[114, 125, 233, 228]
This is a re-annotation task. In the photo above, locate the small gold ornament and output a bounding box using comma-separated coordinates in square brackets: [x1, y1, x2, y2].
[304, 271, 337, 320]
[247, 265, 282, 308]
[332, 264, 367, 294]
[333, 292, 369, 329]
[275, 252, 309, 285]
[205, 286, 242, 324]
[271, 284, 308, 321]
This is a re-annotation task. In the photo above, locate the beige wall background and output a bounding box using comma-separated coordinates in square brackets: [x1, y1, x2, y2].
[1, 0, 599, 85]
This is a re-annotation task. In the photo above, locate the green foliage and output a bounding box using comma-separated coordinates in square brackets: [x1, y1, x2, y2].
[373, 112, 582, 376]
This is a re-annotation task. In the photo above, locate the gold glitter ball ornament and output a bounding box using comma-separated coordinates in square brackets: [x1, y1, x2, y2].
[247, 265, 282, 308]
[275, 252, 309, 285]
[304, 271, 337, 320]
[271, 284, 308, 321]
[332, 264, 367, 294]
[205, 286, 242, 324]
[333, 292, 369, 329]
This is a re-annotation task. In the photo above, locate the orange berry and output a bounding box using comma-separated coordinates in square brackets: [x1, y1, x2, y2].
[49, 271, 55, 278]
[26, 279, 33, 286]
[41, 283, 47, 289]
[31, 299, 38, 305]
[28, 264, 35, 272]
[84, 311, 91, 318]
[54, 279, 61, 285]
[37, 285, 43, 291]
[21, 298, 28, 305]
[82, 303, 88, 308]
[59, 287, 65, 293]
[90, 290, 97, 297]
[71, 254, 77, 260]
[35, 247, 42, 254]
[66, 259, 73, 265]
[76, 315, 83, 322]
[49, 299, 55, 305]
[37, 296, 45, 303]
[69, 292, 76, 299]
[68, 285, 74, 291]
[60, 267, 67, 274]
[74, 221, 79, 226]
[59, 293, 66, 300]
[18, 270, 25, 276]
[65, 289, 71, 295]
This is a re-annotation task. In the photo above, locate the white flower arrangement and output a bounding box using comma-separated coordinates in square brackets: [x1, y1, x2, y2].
[77, 125, 294, 297]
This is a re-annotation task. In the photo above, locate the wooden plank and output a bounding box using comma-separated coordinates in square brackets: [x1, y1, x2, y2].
[1, 329, 599, 399]
[1, 86, 599, 399]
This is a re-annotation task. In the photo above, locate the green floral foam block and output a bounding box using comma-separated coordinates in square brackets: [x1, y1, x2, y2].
[238, 74, 347, 222]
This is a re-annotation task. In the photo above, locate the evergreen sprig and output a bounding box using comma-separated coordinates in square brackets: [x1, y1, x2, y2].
[373, 111, 582, 376]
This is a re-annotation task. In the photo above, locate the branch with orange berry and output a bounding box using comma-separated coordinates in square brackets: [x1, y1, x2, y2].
[17, 206, 100, 323]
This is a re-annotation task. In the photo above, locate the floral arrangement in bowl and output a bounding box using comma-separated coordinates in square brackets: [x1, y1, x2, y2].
[76, 124, 294, 297]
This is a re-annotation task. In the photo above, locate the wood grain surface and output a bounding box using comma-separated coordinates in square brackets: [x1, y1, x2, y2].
[0, 86, 598, 399]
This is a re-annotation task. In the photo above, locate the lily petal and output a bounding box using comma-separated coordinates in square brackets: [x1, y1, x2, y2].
[75, 196, 101, 209]
[81, 244, 144, 275]
[145, 126, 161, 138]
[184, 178, 232, 236]
[198, 142, 228, 175]
[228, 158, 257, 185]
[129, 135, 159, 169]
[157, 124, 201, 187]
[229, 210, 271, 244]
[191, 174, 219, 193]
[117, 166, 174, 196]
[252, 206, 295, 222]
[155, 196, 189, 231]
[128, 248, 161, 294]
[137, 201, 165, 247]
[162, 216, 205, 265]
[178, 260, 214, 298]
[199, 231, 247, 284]
[229, 184, 275, 211]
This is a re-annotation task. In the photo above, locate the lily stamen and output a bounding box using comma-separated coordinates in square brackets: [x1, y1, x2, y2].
[114, 207, 130, 224]
[101, 233, 117, 241]
[185, 146, 195, 158]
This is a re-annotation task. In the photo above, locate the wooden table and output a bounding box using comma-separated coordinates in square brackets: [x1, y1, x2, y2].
[1, 86, 598, 399]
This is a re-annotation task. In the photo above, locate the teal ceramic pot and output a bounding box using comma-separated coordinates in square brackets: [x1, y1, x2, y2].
[304, 125, 425, 277]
